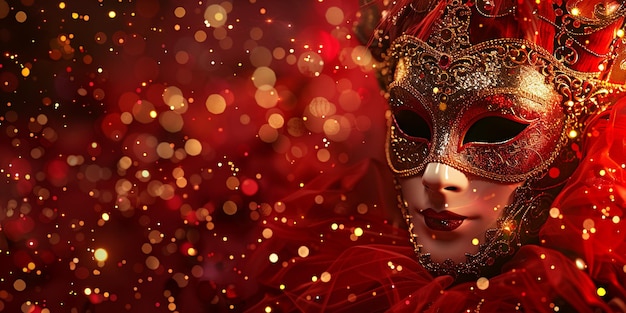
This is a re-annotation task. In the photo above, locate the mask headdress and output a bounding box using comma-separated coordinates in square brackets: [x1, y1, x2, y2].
[357, 0, 626, 279]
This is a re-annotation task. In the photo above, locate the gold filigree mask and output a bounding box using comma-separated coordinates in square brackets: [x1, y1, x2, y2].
[367, 0, 626, 280]
[387, 37, 575, 183]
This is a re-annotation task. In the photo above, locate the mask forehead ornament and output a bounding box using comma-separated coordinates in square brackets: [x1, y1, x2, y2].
[368, 0, 626, 279]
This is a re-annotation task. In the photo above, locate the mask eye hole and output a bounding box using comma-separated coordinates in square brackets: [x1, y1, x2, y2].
[394, 109, 431, 140]
[463, 116, 528, 145]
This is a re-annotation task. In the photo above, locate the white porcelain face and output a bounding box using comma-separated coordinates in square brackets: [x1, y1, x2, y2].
[399, 162, 521, 263]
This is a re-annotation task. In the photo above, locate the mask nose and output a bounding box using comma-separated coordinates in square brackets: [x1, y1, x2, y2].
[422, 162, 469, 193]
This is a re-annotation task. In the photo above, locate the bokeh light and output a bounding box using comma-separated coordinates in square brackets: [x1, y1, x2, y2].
[0, 1, 389, 312]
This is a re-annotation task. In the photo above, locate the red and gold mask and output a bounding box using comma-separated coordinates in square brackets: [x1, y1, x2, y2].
[361, 0, 626, 279]
[387, 37, 571, 183]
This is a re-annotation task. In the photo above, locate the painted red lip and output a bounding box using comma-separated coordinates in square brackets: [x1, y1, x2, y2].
[420, 209, 467, 231]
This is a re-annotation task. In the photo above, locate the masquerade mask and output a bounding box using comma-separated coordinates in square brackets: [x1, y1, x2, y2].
[387, 37, 570, 183]
[361, 0, 626, 279]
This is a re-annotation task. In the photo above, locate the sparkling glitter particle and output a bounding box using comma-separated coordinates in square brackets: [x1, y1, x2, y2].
[0, 1, 419, 311]
[94, 248, 108, 262]
[476, 277, 489, 290]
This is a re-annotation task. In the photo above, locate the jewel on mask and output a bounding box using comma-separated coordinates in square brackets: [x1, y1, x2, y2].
[438, 54, 451, 68]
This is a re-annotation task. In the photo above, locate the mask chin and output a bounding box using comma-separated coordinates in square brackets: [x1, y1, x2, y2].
[398, 171, 560, 282]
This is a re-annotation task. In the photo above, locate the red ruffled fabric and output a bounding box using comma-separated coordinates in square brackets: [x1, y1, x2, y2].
[541, 98, 626, 310]
[243, 100, 626, 312]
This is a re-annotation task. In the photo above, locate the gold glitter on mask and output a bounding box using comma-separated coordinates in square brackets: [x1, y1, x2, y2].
[385, 35, 617, 183]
